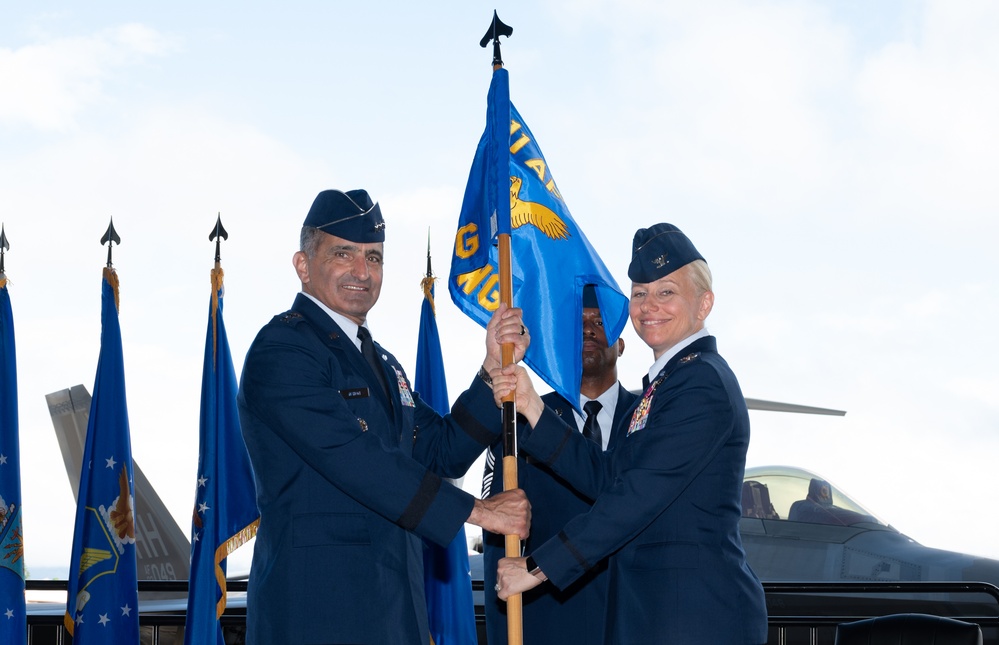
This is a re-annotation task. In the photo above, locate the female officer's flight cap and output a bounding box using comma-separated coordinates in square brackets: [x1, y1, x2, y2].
[628, 223, 705, 283]
[304, 189, 386, 243]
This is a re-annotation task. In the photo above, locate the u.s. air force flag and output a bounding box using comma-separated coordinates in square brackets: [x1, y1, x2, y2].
[449, 67, 629, 407]
[184, 266, 259, 645]
[417, 269, 476, 645]
[0, 270, 26, 644]
[64, 268, 139, 643]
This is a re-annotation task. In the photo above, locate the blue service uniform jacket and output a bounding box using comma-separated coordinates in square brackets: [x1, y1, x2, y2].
[518, 337, 768, 644]
[481, 386, 638, 645]
[237, 294, 498, 645]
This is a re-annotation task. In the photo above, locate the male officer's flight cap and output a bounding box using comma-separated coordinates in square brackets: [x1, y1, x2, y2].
[304, 189, 386, 243]
[628, 223, 705, 283]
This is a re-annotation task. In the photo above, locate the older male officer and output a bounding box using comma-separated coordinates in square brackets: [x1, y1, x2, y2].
[237, 189, 530, 645]
[480, 284, 638, 645]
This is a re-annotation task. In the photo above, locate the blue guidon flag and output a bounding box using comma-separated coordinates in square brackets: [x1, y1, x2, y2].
[449, 67, 628, 408]
[417, 268, 477, 645]
[184, 264, 259, 645]
[64, 268, 140, 644]
[0, 269, 26, 644]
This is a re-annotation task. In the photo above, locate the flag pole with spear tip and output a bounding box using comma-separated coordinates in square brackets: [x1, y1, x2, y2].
[209, 213, 228, 357]
[479, 11, 523, 645]
[100, 218, 122, 310]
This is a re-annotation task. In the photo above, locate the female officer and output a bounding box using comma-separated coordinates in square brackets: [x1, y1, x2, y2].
[490, 223, 768, 644]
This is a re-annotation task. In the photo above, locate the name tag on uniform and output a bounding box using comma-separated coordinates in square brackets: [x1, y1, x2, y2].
[340, 387, 370, 399]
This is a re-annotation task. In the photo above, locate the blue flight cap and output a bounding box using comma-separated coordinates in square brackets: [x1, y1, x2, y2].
[583, 284, 599, 308]
[628, 223, 705, 283]
[304, 189, 385, 243]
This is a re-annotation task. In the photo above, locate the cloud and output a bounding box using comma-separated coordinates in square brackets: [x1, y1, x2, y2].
[0, 23, 175, 131]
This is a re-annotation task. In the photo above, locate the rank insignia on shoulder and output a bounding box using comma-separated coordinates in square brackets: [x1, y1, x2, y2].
[358, 418, 368, 432]
[679, 352, 700, 363]
[279, 312, 303, 324]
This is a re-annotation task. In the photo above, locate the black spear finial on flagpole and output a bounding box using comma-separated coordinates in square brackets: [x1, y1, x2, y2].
[0, 224, 9, 275]
[208, 212, 229, 348]
[425, 228, 433, 278]
[101, 218, 121, 268]
[480, 10, 513, 68]
[421, 229, 437, 314]
[209, 213, 228, 264]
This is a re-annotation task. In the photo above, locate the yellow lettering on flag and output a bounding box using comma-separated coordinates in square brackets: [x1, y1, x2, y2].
[524, 159, 546, 182]
[509, 120, 530, 154]
[454, 223, 480, 259]
[456, 266, 501, 312]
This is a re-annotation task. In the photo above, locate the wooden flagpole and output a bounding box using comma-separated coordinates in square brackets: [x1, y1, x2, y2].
[480, 11, 522, 645]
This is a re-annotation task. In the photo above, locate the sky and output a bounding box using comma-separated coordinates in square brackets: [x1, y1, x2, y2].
[2, 1, 998, 577]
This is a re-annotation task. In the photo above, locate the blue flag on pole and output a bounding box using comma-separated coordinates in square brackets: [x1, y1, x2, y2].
[417, 269, 476, 645]
[64, 268, 139, 643]
[184, 266, 259, 645]
[0, 274, 26, 645]
[449, 67, 628, 408]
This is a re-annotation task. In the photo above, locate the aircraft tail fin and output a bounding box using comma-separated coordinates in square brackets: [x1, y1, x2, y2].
[45, 385, 191, 581]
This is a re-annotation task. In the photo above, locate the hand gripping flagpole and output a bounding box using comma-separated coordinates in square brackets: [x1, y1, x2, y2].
[480, 12, 523, 645]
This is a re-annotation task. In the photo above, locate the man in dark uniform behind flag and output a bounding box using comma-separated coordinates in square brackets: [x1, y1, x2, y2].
[479, 284, 637, 645]
[237, 188, 531, 645]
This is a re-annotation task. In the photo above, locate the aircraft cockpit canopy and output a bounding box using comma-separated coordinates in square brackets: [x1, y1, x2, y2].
[742, 466, 887, 528]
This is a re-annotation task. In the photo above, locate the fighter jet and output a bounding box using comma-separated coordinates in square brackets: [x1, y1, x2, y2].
[741, 464, 999, 586]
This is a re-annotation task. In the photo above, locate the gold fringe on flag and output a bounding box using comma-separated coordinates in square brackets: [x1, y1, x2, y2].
[103, 266, 120, 312]
[210, 264, 224, 364]
[420, 275, 436, 316]
[213, 518, 259, 619]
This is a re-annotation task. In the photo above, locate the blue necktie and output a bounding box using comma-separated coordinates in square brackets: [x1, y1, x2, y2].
[582, 400, 603, 447]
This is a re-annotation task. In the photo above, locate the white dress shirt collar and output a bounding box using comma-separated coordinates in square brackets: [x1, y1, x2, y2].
[645, 327, 710, 386]
[301, 292, 365, 351]
[574, 382, 621, 451]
